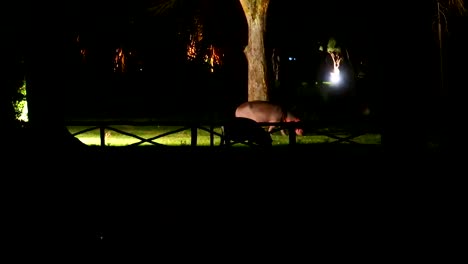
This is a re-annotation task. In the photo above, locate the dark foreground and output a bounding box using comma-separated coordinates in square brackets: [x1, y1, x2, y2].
[3, 143, 464, 261]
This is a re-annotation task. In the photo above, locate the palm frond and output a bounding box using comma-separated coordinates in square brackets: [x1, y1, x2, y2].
[434, 0, 466, 33]
[147, 0, 180, 15]
[439, 0, 467, 15]
[450, 0, 466, 14]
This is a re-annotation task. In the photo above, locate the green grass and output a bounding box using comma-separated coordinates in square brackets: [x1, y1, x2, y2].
[67, 125, 381, 147]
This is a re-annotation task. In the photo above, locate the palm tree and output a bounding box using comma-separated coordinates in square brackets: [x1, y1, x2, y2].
[434, 0, 466, 93]
[433, 0, 466, 149]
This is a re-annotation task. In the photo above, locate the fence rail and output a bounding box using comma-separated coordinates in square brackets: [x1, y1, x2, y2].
[65, 120, 381, 147]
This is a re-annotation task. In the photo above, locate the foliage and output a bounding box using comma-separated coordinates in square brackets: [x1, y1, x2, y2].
[13, 80, 28, 122]
[148, 0, 271, 101]
[326, 38, 341, 54]
[435, 0, 467, 32]
[440, 0, 466, 15]
[147, 0, 221, 72]
[148, 0, 191, 16]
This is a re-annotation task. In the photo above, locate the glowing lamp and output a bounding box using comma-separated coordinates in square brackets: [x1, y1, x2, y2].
[330, 69, 340, 84]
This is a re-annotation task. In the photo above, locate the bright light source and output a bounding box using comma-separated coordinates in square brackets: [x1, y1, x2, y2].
[330, 69, 340, 84]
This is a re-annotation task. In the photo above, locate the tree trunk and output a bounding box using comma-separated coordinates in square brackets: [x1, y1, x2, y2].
[240, 0, 270, 102]
[0, 33, 21, 132]
[25, 31, 86, 150]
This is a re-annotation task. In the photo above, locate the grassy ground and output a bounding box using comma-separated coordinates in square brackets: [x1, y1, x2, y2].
[66, 124, 382, 147]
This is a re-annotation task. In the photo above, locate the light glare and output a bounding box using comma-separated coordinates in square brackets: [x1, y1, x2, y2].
[330, 69, 340, 84]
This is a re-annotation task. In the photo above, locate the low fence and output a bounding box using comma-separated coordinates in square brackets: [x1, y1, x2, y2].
[65, 120, 381, 147]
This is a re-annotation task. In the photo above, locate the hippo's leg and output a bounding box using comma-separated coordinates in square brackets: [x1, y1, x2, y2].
[267, 126, 274, 133]
[280, 127, 287, 136]
[267, 125, 287, 136]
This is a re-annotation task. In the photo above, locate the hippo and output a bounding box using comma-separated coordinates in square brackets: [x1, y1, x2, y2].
[221, 117, 272, 148]
[235, 101, 303, 136]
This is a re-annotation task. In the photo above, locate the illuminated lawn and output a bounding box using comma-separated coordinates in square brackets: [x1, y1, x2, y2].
[67, 125, 381, 147]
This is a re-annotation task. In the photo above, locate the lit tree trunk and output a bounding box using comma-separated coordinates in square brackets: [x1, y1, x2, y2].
[239, 0, 270, 101]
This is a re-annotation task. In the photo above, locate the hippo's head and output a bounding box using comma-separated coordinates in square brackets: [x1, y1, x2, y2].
[295, 128, 304, 136]
[285, 112, 303, 136]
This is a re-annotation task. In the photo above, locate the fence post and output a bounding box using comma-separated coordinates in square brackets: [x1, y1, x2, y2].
[191, 125, 198, 146]
[100, 126, 106, 147]
[288, 124, 296, 146]
[209, 124, 214, 147]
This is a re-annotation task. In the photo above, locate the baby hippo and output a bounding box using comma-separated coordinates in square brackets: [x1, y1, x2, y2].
[221, 117, 272, 148]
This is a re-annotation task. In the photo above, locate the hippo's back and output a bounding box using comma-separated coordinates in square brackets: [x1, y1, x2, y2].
[235, 101, 285, 123]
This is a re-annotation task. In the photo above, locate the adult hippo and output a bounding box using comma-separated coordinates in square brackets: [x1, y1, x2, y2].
[235, 101, 303, 136]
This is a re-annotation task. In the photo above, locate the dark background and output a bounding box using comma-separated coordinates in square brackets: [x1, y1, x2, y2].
[3, 1, 467, 260]
[16, 0, 384, 121]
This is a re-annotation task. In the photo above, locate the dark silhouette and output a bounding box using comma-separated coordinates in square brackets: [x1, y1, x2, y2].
[221, 117, 272, 147]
